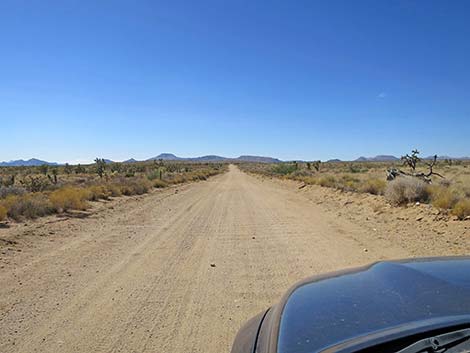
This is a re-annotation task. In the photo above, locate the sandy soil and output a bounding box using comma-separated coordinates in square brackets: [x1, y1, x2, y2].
[0, 165, 468, 353]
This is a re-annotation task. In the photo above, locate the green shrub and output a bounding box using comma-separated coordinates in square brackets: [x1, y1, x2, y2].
[147, 169, 163, 181]
[272, 164, 297, 175]
[290, 169, 314, 178]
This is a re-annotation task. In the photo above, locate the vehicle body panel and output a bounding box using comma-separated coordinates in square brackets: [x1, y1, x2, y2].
[231, 257, 470, 353]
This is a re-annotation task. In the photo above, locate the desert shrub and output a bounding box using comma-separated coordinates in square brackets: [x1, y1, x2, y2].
[290, 169, 314, 178]
[438, 179, 452, 188]
[147, 169, 163, 181]
[360, 178, 387, 195]
[3, 194, 54, 220]
[117, 178, 152, 196]
[20, 175, 51, 192]
[49, 187, 90, 211]
[272, 164, 297, 175]
[153, 180, 168, 188]
[192, 172, 208, 181]
[348, 165, 363, 173]
[0, 186, 27, 198]
[339, 180, 359, 192]
[452, 199, 470, 220]
[385, 178, 429, 205]
[317, 175, 337, 188]
[463, 187, 470, 198]
[168, 175, 186, 184]
[335, 175, 360, 191]
[0, 205, 7, 221]
[105, 183, 122, 197]
[297, 176, 318, 185]
[87, 185, 110, 201]
[428, 185, 458, 209]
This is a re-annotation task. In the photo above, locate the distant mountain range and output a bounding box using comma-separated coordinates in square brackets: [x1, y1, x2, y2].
[354, 155, 400, 162]
[144, 153, 282, 163]
[0, 158, 59, 167]
[352, 155, 470, 162]
[0, 154, 281, 166]
[1, 154, 469, 166]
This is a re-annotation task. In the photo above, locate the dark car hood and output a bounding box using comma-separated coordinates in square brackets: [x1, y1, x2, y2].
[268, 257, 470, 353]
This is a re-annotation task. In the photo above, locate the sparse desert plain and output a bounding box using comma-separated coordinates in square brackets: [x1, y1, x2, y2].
[0, 164, 469, 353]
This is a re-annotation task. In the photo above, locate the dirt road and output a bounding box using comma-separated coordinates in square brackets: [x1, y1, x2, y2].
[0, 165, 444, 352]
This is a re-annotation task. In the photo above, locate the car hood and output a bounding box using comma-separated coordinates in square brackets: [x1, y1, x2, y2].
[258, 257, 470, 353]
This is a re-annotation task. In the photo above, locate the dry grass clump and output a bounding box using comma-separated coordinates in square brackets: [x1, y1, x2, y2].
[153, 179, 168, 188]
[168, 175, 186, 184]
[385, 178, 429, 205]
[116, 178, 152, 196]
[49, 187, 90, 211]
[336, 175, 360, 192]
[300, 176, 318, 185]
[188, 171, 209, 181]
[163, 169, 218, 185]
[451, 199, 470, 220]
[87, 185, 111, 201]
[104, 183, 122, 197]
[0, 205, 7, 221]
[317, 175, 337, 188]
[1, 194, 54, 220]
[289, 169, 314, 178]
[427, 185, 459, 210]
[360, 178, 387, 195]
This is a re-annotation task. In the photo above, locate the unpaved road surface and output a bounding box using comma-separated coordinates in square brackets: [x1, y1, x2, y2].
[0, 165, 465, 353]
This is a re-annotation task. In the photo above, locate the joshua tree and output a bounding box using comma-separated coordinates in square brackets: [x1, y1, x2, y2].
[39, 164, 49, 176]
[75, 164, 86, 174]
[64, 163, 72, 174]
[401, 149, 420, 172]
[51, 168, 58, 184]
[94, 158, 107, 178]
[388, 150, 444, 183]
[313, 160, 321, 172]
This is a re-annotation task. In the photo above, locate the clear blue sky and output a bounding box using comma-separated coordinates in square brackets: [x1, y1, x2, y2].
[1, 0, 469, 163]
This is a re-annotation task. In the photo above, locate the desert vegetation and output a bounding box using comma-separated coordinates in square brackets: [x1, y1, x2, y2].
[238, 151, 470, 220]
[0, 160, 226, 222]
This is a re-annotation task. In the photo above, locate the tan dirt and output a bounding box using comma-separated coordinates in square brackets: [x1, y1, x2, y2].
[0, 165, 468, 353]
